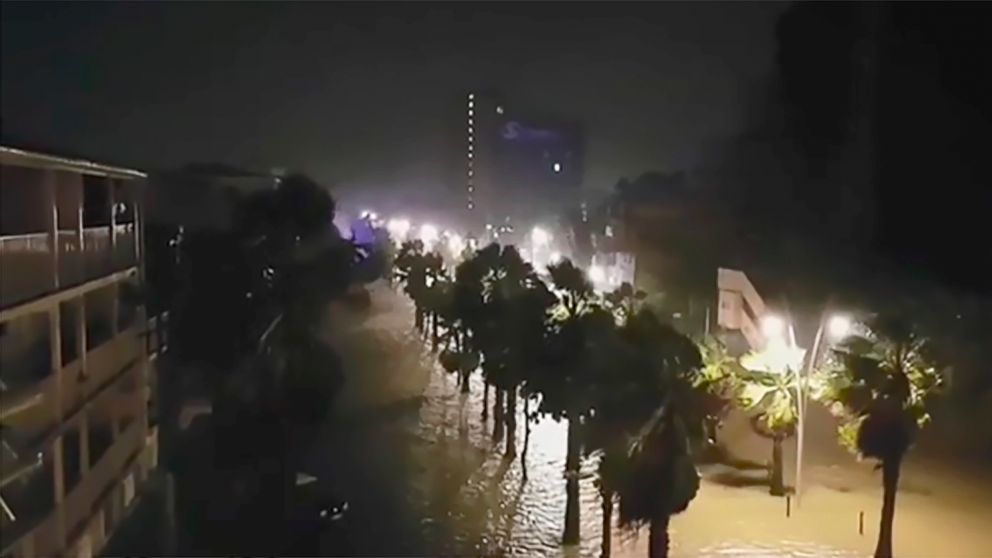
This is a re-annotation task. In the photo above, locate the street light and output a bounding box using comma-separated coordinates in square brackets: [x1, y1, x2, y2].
[531, 226, 551, 247]
[827, 315, 852, 340]
[419, 223, 439, 250]
[447, 233, 465, 257]
[795, 310, 854, 507]
[760, 314, 786, 344]
[387, 218, 411, 243]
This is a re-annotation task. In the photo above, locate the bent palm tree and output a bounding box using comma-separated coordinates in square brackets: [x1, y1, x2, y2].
[823, 316, 942, 558]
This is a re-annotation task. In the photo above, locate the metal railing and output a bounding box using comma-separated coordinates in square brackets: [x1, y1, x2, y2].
[1, 226, 139, 309]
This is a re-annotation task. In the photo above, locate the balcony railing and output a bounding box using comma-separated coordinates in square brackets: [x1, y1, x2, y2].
[0, 233, 54, 309]
[1, 226, 139, 309]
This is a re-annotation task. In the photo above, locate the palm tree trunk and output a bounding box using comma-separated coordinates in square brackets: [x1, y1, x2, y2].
[522, 396, 531, 482]
[505, 385, 518, 459]
[600, 484, 613, 558]
[874, 457, 901, 558]
[493, 388, 505, 443]
[482, 383, 490, 422]
[563, 415, 581, 545]
[770, 436, 785, 496]
[431, 314, 439, 352]
[414, 306, 424, 331]
[460, 370, 471, 393]
[648, 514, 670, 558]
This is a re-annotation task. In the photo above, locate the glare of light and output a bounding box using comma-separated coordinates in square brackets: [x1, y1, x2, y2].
[485, 223, 493, 231]
[761, 314, 786, 342]
[419, 224, 439, 248]
[553, 162, 562, 173]
[360, 209, 373, 219]
[386, 218, 411, 241]
[496, 105, 504, 114]
[531, 226, 551, 247]
[588, 265, 606, 285]
[741, 344, 807, 376]
[549, 250, 562, 264]
[468, 93, 475, 100]
[368, 211, 378, 221]
[827, 315, 852, 339]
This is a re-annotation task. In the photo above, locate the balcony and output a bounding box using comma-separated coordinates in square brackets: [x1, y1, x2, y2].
[0, 233, 55, 310]
[0, 226, 138, 310]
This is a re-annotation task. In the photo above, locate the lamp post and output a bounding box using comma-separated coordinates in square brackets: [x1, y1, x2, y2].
[795, 312, 851, 507]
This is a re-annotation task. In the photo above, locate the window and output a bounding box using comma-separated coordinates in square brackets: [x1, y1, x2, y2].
[82, 175, 111, 227]
[60, 299, 80, 365]
[84, 285, 115, 350]
[62, 427, 83, 493]
[87, 414, 114, 468]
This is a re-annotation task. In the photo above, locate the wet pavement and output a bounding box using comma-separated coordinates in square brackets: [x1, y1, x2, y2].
[300, 284, 992, 557]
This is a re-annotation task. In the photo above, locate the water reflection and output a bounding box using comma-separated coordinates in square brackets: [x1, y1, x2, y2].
[317, 294, 865, 557]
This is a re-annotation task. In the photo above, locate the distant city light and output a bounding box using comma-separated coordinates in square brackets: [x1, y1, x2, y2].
[386, 218, 411, 241]
[447, 233, 465, 256]
[531, 226, 551, 247]
[468, 93, 475, 100]
[553, 162, 562, 173]
[419, 224, 439, 248]
[496, 105, 504, 114]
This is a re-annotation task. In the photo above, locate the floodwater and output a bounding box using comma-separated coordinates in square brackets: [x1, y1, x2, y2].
[300, 285, 992, 557]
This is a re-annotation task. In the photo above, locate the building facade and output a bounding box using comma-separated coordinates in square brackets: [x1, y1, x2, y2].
[0, 146, 162, 558]
[449, 90, 585, 234]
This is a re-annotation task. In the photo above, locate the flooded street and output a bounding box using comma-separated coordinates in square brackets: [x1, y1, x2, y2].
[303, 285, 992, 557]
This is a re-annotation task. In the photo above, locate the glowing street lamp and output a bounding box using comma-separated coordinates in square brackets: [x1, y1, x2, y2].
[419, 223, 439, 250]
[447, 233, 465, 257]
[760, 314, 786, 344]
[795, 311, 855, 507]
[827, 314, 852, 340]
[531, 226, 551, 247]
[386, 218, 411, 242]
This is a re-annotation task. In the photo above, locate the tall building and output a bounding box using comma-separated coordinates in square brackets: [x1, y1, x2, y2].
[450, 90, 584, 233]
[1, 146, 163, 558]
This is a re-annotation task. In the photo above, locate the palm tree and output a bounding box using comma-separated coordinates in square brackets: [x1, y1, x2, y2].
[823, 316, 943, 558]
[736, 365, 798, 495]
[618, 407, 699, 558]
[612, 310, 704, 558]
[686, 336, 742, 460]
[394, 240, 427, 329]
[533, 259, 608, 545]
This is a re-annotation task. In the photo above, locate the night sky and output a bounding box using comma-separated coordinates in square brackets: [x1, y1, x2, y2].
[1, 2, 784, 205]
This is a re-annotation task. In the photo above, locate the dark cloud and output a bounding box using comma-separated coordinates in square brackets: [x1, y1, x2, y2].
[2, 2, 783, 205]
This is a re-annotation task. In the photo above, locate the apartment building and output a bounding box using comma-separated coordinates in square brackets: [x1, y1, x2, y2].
[0, 146, 163, 558]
